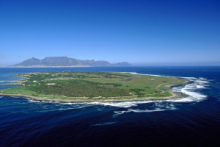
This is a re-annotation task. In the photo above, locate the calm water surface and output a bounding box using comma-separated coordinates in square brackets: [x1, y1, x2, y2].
[0, 66, 220, 147]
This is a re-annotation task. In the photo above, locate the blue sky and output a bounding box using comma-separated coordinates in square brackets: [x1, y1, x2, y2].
[0, 0, 220, 66]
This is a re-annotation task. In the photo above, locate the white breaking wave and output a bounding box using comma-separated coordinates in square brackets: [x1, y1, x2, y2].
[195, 77, 209, 88]
[26, 96, 153, 108]
[196, 85, 205, 89]
[181, 77, 197, 80]
[0, 96, 3, 98]
[113, 108, 165, 116]
[90, 101, 154, 108]
[28, 99, 55, 103]
[167, 77, 208, 103]
[28, 99, 41, 103]
[113, 103, 176, 116]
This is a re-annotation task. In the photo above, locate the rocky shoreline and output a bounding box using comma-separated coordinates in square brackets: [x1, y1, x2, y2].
[0, 90, 188, 103]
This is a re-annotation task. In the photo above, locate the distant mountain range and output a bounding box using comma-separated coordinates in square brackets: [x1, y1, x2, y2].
[12, 57, 132, 67]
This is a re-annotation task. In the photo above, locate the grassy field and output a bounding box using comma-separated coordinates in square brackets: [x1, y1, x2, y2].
[0, 72, 187, 101]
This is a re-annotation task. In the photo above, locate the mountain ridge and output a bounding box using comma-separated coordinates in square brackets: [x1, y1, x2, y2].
[12, 57, 132, 67]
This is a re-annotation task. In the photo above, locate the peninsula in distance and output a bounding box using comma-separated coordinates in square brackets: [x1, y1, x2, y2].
[8, 57, 132, 67]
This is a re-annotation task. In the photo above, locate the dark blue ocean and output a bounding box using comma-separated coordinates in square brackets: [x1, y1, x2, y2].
[0, 66, 220, 147]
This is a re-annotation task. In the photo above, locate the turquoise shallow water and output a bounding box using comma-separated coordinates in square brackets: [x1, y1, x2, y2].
[0, 66, 220, 147]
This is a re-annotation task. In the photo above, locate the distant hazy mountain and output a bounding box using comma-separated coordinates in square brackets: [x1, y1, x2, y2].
[13, 57, 132, 67]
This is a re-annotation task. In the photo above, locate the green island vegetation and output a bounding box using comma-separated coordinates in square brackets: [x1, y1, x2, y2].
[0, 72, 188, 102]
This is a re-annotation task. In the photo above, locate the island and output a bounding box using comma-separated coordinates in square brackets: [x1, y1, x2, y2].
[0, 72, 188, 102]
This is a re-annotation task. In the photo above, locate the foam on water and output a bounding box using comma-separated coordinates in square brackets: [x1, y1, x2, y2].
[167, 77, 208, 103]
[28, 99, 44, 103]
[126, 108, 166, 113]
[91, 122, 116, 126]
[113, 102, 176, 116]
[26, 96, 154, 109]
[27, 98, 96, 111]
[181, 77, 197, 80]
[90, 101, 154, 108]
[26, 97, 154, 109]
[196, 85, 205, 89]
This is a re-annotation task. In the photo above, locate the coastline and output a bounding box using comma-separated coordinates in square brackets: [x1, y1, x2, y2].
[0, 90, 186, 103]
[0, 72, 190, 103]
